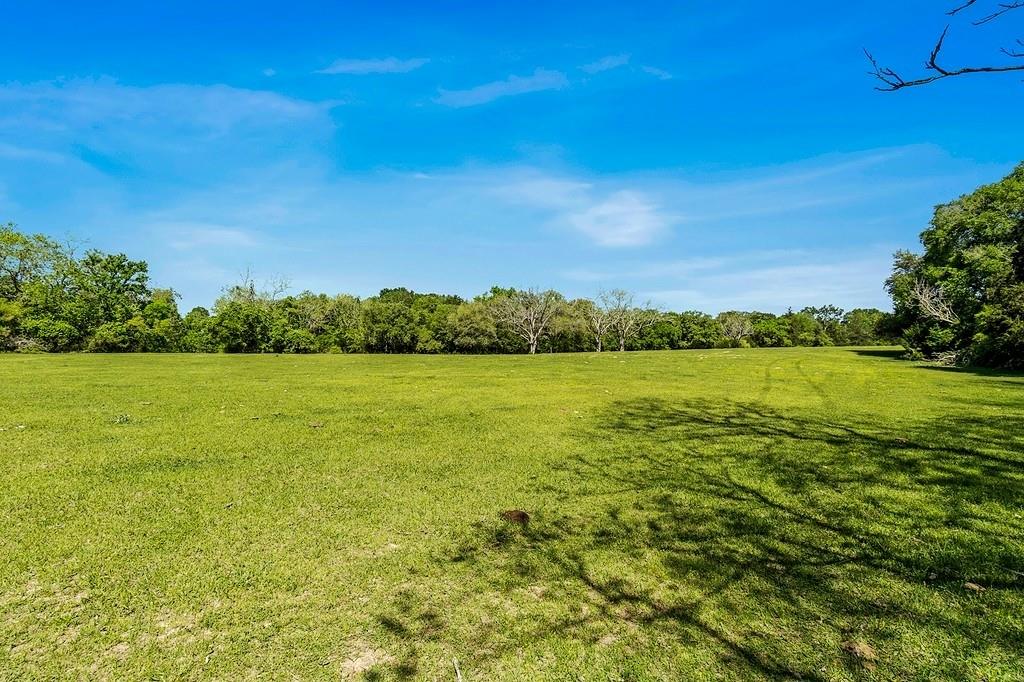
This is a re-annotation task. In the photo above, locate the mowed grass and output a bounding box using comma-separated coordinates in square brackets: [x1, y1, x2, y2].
[1, 349, 1023, 680]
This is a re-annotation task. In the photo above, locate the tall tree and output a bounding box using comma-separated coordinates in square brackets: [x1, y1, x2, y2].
[491, 288, 563, 354]
[678, 311, 724, 349]
[887, 162, 1024, 367]
[602, 289, 660, 352]
[717, 311, 753, 345]
[447, 301, 498, 353]
[0, 223, 67, 301]
[72, 251, 151, 328]
[581, 293, 616, 352]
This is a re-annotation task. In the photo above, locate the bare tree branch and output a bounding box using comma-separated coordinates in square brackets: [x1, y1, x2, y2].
[1003, 38, 1024, 57]
[972, 1, 1024, 25]
[911, 280, 960, 325]
[600, 289, 661, 352]
[948, 0, 980, 16]
[491, 288, 563, 354]
[583, 291, 617, 352]
[867, 1, 1024, 90]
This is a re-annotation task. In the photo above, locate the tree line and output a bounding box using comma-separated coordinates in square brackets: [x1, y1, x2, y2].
[0, 223, 895, 354]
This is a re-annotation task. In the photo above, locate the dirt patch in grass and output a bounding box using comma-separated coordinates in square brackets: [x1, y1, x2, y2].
[341, 641, 393, 679]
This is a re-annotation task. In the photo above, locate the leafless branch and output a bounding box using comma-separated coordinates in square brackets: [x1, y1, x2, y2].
[600, 289, 661, 352]
[584, 290, 617, 352]
[491, 288, 563, 354]
[972, 1, 1024, 24]
[1003, 38, 1024, 57]
[867, 1, 1024, 90]
[718, 312, 753, 341]
[911, 280, 960, 325]
[948, 0, 980, 15]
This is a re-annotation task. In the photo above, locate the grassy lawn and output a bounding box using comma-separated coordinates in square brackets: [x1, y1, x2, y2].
[1, 348, 1022, 680]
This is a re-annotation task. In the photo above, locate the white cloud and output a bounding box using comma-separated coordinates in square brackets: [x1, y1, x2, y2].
[0, 78, 326, 135]
[161, 223, 261, 250]
[262, 68, 277, 77]
[0, 78, 336, 186]
[640, 249, 895, 313]
[641, 65, 673, 80]
[494, 177, 591, 209]
[318, 57, 429, 75]
[581, 54, 631, 74]
[563, 256, 732, 282]
[435, 69, 569, 107]
[567, 191, 671, 246]
[496, 172, 672, 246]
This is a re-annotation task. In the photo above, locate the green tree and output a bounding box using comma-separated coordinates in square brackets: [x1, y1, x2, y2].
[88, 317, 154, 352]
[887, 163, 1024, 367]
[0, 223, 67, 301]
[0, 300, 21, 349]
[678, 311, 724, 349]
[361, 298, 417, 353]
[842, 308, 889, 346]
[211, 301, 272, 352]
[634, 312, 682, 350]
[751, 315, 790, 347]
[181, 307, 217, 352]
[801, 305, 845, 345]
[446, 301, 498, 353]
[783, 310, 820, 346]
[72, 251, 151, 329]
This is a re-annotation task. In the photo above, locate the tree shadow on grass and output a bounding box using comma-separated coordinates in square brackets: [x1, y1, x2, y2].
[375, 398, 1024, 679]
[915, 365, 1024, 381]
[847, 348, 905, 359]
[847, 348, 1024, 380]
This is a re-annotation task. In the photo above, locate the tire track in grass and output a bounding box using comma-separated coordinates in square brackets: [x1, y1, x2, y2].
[795, 359, 831, 407]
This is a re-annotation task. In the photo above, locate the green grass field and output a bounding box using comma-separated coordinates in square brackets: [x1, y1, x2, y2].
[2, 348, 1022, 680]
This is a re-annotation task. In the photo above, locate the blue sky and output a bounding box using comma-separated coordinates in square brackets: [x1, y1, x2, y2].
[1, 1, 1020, 312]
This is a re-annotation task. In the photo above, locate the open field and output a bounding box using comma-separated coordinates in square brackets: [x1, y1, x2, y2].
[1, 348, 1023, 680]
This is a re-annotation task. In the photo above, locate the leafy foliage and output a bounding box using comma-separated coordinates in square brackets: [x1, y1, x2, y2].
[888, 163, 1024, 368]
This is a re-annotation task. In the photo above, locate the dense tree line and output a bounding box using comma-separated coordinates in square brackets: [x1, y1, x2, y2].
[1, 223, 895, 354]
[887, 162, 1024, 368]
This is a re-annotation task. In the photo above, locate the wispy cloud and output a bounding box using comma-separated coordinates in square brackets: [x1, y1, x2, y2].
[435, 68, 569, 107]
[564, 256, 733, 283]
[0, 78, 326, 132]
[568, 191, 672, 246]
[641, 66, 673, 80]
[581, 54, 631, 74]
[496, 173, 673, 247]
[162, 223, 261, 251]
[0, 78, 335, 182]
[317, 57, 429, 75]
[638, 248, 895, 313]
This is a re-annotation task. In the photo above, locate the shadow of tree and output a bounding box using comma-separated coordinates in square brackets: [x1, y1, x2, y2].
[847, 348, 905, 359]
[847, 347, 1024, 379]
[376, 398, 1024, 679]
